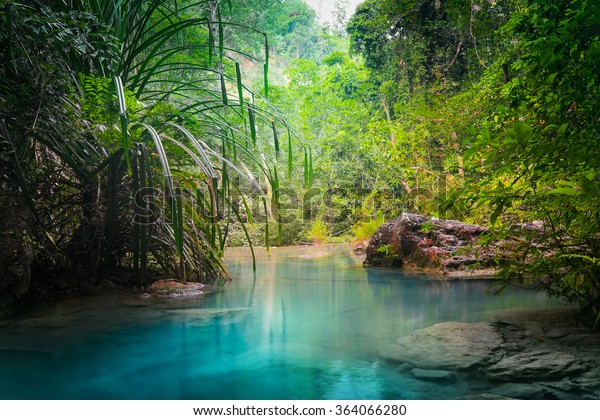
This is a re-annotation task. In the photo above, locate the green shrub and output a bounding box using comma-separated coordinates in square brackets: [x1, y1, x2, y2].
[353, 213, 385, 241]
[308, 219, 329, 244]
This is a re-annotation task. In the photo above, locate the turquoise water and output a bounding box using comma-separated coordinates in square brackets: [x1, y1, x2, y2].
[0, 245, 564, 399]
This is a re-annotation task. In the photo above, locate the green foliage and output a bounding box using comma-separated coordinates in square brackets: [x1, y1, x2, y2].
[224, 0, 342, 64]
[307, 218, 329, 244]
[440, 0, 600, 321]
[271, 51, 390, 235]
[353, 213, 385, 241]
[322, 51, 347, 66]
[3, 0, 598, 323]
[420, 221, 434, 234]
[343, 0, 599, 322]
[0, 0, 308, 289]
[376, 243, 394, 256]
[79, 74, 117, 124]
[347, 0, 518, 120]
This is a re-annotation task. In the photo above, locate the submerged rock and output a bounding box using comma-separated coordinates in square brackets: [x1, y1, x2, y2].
[364, 213, 536, 276]
[488, 383, 547, 399]
[454, 393, 515, 400]
[483, 350, 589, 380]
[410, 368, 457, 382]
[380, 310, 600, 399]
[379, 322, 502, 370]
[540, 366, 600, 398]
[90, 279, 119, 295]
[297, 251, 331, 259]
[148, 279, 205, 298]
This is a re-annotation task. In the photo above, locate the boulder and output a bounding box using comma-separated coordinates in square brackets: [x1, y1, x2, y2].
[364, 213, 527, 276]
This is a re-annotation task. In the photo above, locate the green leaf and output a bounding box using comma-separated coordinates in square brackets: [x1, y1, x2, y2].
[220, 72, 228, 110]
[235, 62, 244, 116]
[208, 19, 214, 65]
[308, 146, 313, 187]
[287, 127, 293, 178]
[272, 121, 279, 158]
[264, 35, 269, 97]
[218, 7, 224, 59]
[490, 199, 505, 225]
[248, 106, 257, 145]
[264, 63, 269, 98]
[546, 187, 578, 196]
[303, 149, 309, 188]
[113, 75, 130, 170]
[133, 123, 174, 197]
[166, 123, 218, 181]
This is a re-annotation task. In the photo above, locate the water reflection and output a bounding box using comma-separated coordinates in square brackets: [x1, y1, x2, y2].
[0, 245, 563, 399]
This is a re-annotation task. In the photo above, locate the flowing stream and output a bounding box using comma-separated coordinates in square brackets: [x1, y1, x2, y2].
[0, 245, 565, 399]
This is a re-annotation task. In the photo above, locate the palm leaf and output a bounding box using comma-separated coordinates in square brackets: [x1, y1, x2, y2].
[220, 72, 228, 110]
[248, 106, 257, 145]
[263, 35, 269, 97]
[287, 126, 293, 178]
[272, 121, 280, 158]
[133, 122, 174, 197]
[235, 62, 244, 117]
[4, 0, 306, 288]
[113, 75, 130, 169]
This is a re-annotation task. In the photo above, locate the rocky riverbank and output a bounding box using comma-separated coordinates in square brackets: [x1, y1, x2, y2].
[379, 308, 600, 399]
[363, 213, 541, 277]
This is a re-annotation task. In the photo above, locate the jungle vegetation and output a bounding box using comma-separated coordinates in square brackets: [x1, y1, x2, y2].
[0, 0, 316, 311]
[1, 0, 599, 324]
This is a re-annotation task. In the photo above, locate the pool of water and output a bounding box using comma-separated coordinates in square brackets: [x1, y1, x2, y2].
[0, 245, 565, 399]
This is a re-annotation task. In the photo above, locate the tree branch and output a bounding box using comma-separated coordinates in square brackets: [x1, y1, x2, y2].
[443, 41, 462, 73]
[470, 0, 486, 68]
